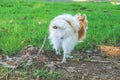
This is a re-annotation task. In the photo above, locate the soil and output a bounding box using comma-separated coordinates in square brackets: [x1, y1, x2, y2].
[41, 51, 120, 80]
[0, 45, 120, 80]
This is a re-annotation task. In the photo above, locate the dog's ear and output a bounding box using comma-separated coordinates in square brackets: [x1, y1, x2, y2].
[75, 13, 81, 20]
[80, 14, 87, 22]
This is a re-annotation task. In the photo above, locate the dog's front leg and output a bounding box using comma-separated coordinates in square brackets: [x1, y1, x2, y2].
[61, 53, 67, 63]
[56, 49, 61, 55]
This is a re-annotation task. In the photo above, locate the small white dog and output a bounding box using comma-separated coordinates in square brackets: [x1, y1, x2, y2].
[49, 13, 88, 63]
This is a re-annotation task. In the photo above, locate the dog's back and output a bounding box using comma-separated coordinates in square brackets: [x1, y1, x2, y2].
[50, 14, 80, 34]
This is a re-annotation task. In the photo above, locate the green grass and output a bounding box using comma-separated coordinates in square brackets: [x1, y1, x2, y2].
[0, 1, 120, 54]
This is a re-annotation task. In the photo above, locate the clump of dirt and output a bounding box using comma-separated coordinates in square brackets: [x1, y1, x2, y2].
[0, 45, 120, 80]
[99, 45, 120, 57]
[17, 45, 43, 58]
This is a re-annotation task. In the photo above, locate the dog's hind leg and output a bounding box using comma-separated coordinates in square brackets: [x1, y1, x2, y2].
[52, 38, 61, 55]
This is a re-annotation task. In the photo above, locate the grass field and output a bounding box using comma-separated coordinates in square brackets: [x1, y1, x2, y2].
[0, 1, 120, 80]
[0, 1, 120, 55]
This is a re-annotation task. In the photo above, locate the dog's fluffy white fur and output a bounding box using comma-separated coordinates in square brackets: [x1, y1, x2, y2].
[49, 13, 88, 63]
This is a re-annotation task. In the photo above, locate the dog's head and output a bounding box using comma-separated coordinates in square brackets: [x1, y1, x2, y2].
[75, 13, 88, 42]
[75, 13, 88, 30]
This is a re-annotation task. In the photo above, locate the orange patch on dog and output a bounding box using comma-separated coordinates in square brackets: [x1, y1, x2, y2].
[64, 19, 76, 33]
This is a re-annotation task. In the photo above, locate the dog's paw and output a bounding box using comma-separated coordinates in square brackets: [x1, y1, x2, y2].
[56, 51, 61, 55]
[61, 60, 66, 64]
[56, 52, 61, 55]
[66, 55, 73, 58]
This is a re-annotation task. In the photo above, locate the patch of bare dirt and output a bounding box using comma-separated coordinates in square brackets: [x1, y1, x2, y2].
[0, 45, 120, 80]
[43, 50, 120, 80]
